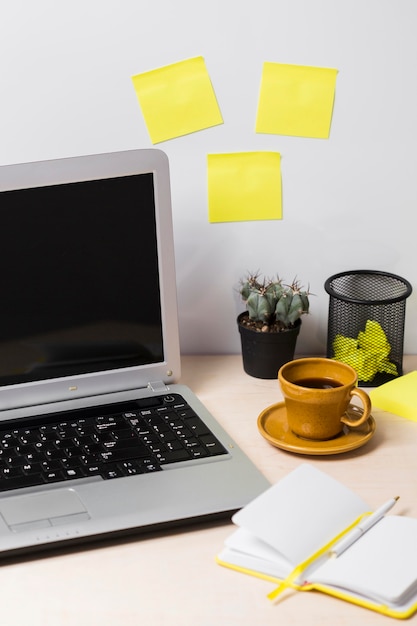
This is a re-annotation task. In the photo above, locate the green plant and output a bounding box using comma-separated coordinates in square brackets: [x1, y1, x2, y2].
[239, 272, 310, 332]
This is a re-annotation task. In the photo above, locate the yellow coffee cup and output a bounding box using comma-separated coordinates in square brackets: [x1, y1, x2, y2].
[278, 357, 372, 440]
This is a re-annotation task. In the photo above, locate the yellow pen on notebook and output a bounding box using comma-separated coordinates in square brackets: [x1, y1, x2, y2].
[330, 496, 400, 557]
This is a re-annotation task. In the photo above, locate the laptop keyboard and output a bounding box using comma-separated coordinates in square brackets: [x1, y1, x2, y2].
[0, 394, 228, 493]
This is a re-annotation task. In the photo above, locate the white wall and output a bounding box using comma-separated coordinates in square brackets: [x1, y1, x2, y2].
[2, 0, 416, 355]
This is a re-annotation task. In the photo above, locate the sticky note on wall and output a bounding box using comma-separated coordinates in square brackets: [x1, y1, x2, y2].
[256, 62, 338, 139]
[131, 56, 223, 143]
[207, 152, 282, 223]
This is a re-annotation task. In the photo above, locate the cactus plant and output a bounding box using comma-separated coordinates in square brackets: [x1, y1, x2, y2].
[239, 272, 310, 333]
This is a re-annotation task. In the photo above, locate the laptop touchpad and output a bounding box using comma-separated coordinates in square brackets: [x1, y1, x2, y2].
[0, 489, 90, 532]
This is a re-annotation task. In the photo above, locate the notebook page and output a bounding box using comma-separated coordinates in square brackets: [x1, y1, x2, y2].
[218, 527, 293, 580]
[232, 464, 369, 565]
[310, 516, 417, 605]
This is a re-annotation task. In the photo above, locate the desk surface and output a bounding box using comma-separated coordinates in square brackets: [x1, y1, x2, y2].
[2, 355, 417, 626]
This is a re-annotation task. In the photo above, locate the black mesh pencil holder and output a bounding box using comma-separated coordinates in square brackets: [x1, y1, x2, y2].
[325, 270, 412, 387]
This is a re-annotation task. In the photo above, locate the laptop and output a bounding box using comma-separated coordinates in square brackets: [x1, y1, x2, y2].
[0, 148, 269, 557]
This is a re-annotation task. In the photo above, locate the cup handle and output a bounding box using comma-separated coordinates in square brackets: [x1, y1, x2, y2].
[340, 388, 372, 428]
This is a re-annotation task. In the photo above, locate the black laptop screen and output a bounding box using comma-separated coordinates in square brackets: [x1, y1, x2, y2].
[0, 173, 164, 385]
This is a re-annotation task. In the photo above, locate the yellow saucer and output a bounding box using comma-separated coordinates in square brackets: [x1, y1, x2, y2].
[257, 402, 376, 456]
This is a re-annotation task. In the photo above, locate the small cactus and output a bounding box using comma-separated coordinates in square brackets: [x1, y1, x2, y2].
[239, 272, 310, 332]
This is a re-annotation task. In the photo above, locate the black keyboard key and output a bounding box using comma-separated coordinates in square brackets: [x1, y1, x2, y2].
[176, 408, 197, 419]
[171, 424, 193, 438]
[41, 460, 62, 472]
[72, 435, 93, 448]
[44, 470, 65, 483]
[189, 447, 209, 459]
[101, 465, 125, 479]
[83, 443, 104, 455]
[75, 425, 96, 437]
[39, 429, 60, 441]
[99, 445, 150, 463]
[61, 444, 81, 457]
[157, 428, 176, 441]
[1, 436, 19, 449]
[7, 456, 28, 467]
[113, 428, 136, 440]
[199, 435, 227, 455]
[134, 423, 152, 436]
[61, 457, 83, 469]
[17, 444, 37, 456]
[185, 417, 211, 437]
[0, 474, 44, 492]
[166, 440, 185, 451]
[63, 467, 86, 480]
[23, 462, 43, 475]
[55, 427, 77, 439]
[18, 432, 40, 445]
[84, 464, 102, 476]
[162, 415, 183, 428]
[45, 448, 66, 461]
[156, 449, 191, 464]
[140, 463, 161, 472]
[142, 433, 161, 445]
[95, 417, 127, 433]
[139, 456, 160, 468]
[2, 466, 25, 479]
[118, 461, 143, 476]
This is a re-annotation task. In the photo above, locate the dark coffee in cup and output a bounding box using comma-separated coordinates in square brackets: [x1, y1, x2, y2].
[294, 377, 343, 389]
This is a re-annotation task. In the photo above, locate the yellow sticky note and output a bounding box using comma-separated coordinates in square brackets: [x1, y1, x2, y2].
[256, 62, 338, 139]
[207, 152, 282, 223]
[131, 56, 223, 143]
[333, 321, 398, 382]
[370, 371, 417, 422]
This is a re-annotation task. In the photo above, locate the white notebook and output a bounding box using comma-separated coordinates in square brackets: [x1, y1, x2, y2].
[217, 464, 417, 619]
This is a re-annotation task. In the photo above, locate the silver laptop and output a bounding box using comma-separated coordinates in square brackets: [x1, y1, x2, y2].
[0, 148, 269, 557]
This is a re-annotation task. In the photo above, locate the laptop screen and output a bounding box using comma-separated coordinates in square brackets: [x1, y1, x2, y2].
[0, 150, 181, 411]
[0, 174, 163, 385]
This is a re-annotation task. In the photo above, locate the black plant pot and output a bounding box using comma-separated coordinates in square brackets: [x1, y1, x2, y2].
[237, 313, 301, 379]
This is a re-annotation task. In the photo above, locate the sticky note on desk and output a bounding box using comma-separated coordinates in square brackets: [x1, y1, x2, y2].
[207, 151, 282, 223]
[369, 371, 417, 422]
[256, 62, 338, 139]
[131, 56, 223, 143]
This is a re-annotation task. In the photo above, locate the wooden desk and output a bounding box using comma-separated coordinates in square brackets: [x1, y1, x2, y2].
[2, 355, 417, 626]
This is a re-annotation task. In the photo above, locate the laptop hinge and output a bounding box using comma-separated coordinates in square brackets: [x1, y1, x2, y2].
[147, 380, 170, 393]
